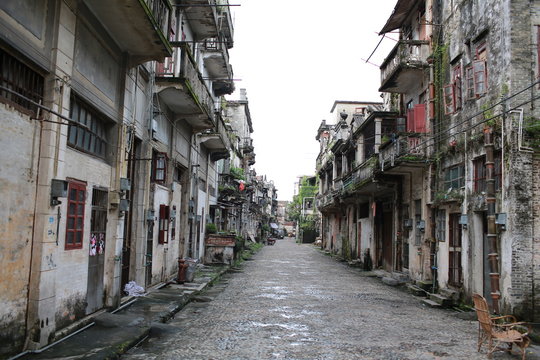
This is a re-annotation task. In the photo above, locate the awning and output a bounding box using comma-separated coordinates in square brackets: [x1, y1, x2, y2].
[270, 223, 279, 229]
[379, 0, 417, 35]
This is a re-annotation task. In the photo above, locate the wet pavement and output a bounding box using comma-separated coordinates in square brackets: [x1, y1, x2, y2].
[123, 237, 539, 360]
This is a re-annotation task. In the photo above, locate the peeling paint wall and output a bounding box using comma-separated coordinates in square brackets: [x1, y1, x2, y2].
[0, 104, 39, 355]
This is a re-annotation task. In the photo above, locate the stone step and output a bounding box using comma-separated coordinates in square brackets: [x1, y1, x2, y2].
[391, 272, 410, 283]
[422, 299, 442, 308]
[382, 277, 400, 286]
[439, 288, 458, 300]
[416, 280, 434, 291]
[429, 293, 453, 307]
[407, 283, 428, 297]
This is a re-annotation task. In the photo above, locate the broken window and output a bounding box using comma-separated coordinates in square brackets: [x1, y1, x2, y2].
[66, 180, 86, 250]
[68, 96, 109, 158]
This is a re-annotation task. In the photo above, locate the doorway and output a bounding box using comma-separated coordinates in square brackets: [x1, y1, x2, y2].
[122, 138, 141, 291]
[448, 213, 463, 287]
[86, 188, 108, 314]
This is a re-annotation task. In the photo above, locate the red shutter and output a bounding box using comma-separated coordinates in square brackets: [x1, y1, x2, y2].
[407, 108, 415, 132]
[414, 104, 426, 133]
[66, 181, 86, 250]
[158, 204, 169, 244]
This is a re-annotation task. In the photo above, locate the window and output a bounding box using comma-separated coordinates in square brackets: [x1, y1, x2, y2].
[443, 84, 455, 115]
[0, 48, 44, 116]
[158, 204, 169, 244]
[444, 164, 464, 190]
[473, 157, 486, 192]
[152, 151, 167, 183]
[443, 64, 462, 114]
[453, 64, 462, 110]
[90, 188, 107, 256]
[414, 199, 422, 246]
[68, 96, 109, 158]
[473, 152, 502, 192]
[465, 42, 488, 99]
[66, 180, 86, 250]
[436, 209, 446, 242]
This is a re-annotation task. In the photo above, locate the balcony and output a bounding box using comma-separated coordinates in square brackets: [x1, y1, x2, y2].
[379, 135, 428, 173]
[240, 138, 254, 154]
[202, 38, 235, 96]
[181, 0, 219, 40]
[155, 43, 215, 131]
[84, 0, 172, 65]
[216, 0, 235, 47]
[200, 117, 231, 160]
[379, 40, 431, 93]
[341, 159, 377, 199]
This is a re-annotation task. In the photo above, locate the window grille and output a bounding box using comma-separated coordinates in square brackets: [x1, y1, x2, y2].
[0, 48, 44, 115]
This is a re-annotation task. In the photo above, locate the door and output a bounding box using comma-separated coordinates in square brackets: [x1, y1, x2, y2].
[86, 188, 108, 314]
[122, 138, 141, 291]
[448, 213, 463, 287]
[145, 221, 154, 287]
[382, 208, 393, 271]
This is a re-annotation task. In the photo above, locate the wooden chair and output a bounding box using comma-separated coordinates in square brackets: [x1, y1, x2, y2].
[472, 294, 531, 359]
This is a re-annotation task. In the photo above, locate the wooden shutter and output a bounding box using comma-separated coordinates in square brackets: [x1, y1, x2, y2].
[443, 84, 455, 115]
[413, 104, 426, 133]
[158, 204, 169, 244]
[66, 181, 86, 250]
[407, 108, 415, 132]
[473, 60, 487, 97]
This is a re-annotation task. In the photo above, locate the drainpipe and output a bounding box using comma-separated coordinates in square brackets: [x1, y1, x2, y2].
[484, 122, 500, 313]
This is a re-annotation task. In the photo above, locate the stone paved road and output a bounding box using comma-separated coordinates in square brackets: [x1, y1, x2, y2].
[123, 238, 538, 360]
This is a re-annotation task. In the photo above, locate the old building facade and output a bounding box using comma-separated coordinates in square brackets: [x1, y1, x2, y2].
[0, 0, 277, 357]
[316, 0, 540, 320]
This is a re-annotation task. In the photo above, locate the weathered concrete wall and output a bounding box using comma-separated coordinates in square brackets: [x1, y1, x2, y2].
[0, 104, 39, 355]
[56, 149, 114, 328]
[151, 184, 171, 285]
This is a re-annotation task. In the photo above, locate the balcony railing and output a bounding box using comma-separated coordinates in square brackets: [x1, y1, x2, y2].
[379, 135, 428, 170]
[156, 43, 214, 121]
[380, 40, 430, 92]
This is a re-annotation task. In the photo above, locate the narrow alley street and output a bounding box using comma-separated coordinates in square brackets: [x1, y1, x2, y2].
[122, 238, 536, 360]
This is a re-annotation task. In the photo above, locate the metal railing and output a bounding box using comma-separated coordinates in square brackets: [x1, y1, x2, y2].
[156, 43, 215, 120]
[379, 135, 427, 169]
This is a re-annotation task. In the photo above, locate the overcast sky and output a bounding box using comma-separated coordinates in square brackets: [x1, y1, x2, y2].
[227, 1, 398, 201]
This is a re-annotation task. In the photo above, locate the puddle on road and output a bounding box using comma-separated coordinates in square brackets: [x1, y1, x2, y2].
[255, 293, 289, 300]
[250, 321, 309, 332]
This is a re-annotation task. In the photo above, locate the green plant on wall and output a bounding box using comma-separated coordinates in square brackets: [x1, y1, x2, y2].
[206, 223, 217, 234]
[524, 116, 540, 149]
[230, 166, 245, 180]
